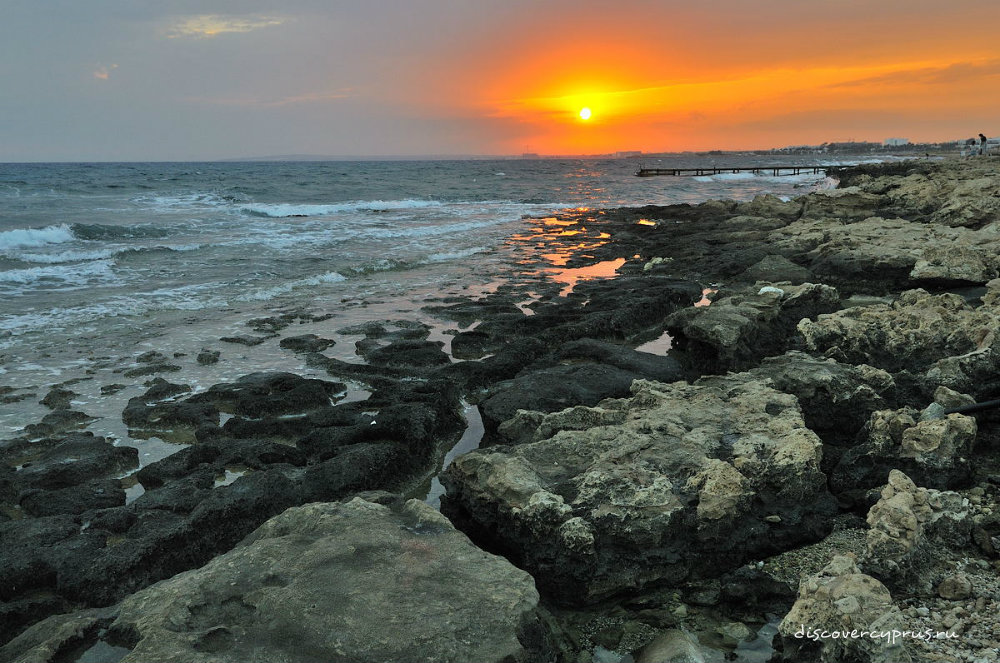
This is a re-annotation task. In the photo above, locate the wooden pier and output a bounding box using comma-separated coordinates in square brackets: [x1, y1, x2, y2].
[635, 165, 830, 177]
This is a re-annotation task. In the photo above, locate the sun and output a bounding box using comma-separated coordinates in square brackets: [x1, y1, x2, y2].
[578, 107, 592, 120]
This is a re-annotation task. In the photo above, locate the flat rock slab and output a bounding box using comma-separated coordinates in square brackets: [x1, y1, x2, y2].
[1, 498, 554, 663]
[443, 378, 836, 605]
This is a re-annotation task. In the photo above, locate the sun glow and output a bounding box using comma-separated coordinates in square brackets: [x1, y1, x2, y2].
[579, 107, 592, 120]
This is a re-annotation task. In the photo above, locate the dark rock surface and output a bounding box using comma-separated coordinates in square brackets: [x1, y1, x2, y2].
[1, 498, 555, 663]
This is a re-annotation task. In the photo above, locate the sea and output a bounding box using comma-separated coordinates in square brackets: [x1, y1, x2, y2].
[0, 155, 876, 481]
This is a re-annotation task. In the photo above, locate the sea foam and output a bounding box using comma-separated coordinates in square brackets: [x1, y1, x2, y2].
[0, 224, 75, 250]
[241, 199, 444, 218]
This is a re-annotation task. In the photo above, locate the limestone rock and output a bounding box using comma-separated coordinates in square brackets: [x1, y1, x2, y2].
[2, 499, 554, 663]
[778, 555, 910, 663]
[863, 470, 971, 591]
[798, 289, 1000, 375]
[666, 282, 840, 373]
[937, 573, 973, 600]
[442, 378, 836, 604]
[698, 351, 895, 445]
[832, 407, 977, 493]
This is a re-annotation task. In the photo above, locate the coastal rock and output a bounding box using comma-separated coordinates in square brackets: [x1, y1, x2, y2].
[665, 282, 840, 373]
[777, 554, 910, 663]
[798, 289, 1000, 375]
[739, 254, 815, 284]
[479, 363, 641, 439]
[2, 498, 554, 663]
[364, 339, 450, 367]
[39, 386, 75, 410]
[698, 351, 895, 446]
[189, 371, 344, 416]
[442, 378, 836, 604]
[831, 408, 977, 494]
[196, 348, 220, 365]
[1, 368, 466, 646]
[862, 470, 971, 592]
[279, 333, 335, 353]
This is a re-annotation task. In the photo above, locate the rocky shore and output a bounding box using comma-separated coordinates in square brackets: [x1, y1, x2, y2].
[3, 157, 1000, 662]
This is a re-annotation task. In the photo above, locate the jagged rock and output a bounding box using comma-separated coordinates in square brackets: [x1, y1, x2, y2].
[479, 364, 642, 438]
[666, 282, 840, 373]
[777, 555, 910, 663]
[831, 408, 977, 494]
[443, 378, 836, 604]
[739, 254, 815, 284]
[2, 499, 555, 663]
[799, 289, 1000, 376]
[698, 351, 895, 446]
[862, 470, 971, 592]
[278, 333, 335, 353]
[196, 349, 220, 365]
[189, 372, 344, 416]
[39, 387, 75, 410]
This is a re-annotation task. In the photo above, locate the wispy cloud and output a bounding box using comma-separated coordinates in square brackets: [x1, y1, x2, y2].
[826, 58, 1000, 89]
[93, 64, 118, 80]
[187, 89, 354, 108]
[166, 15, 286, 39]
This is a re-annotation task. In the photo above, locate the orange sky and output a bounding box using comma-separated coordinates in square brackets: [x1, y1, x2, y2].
[3, 1, 999, 159]
[392, 1, 1000, 154]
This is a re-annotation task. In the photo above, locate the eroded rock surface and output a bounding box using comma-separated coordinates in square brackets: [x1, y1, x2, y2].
[443, 378, 836, 604]
[1, 498, 554, 663]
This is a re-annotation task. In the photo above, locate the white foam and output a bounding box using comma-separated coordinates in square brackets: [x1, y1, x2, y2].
[427, 246, 488, 262]
[15, 248, 116, 264]
[0, 224, 76, 250]
[0, 260, 116, 287]
[237, 271, 347, 301]
[241, 199, 444, 218]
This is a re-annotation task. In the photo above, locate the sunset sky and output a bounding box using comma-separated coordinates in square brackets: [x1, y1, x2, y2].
[3, 0, 999, 160]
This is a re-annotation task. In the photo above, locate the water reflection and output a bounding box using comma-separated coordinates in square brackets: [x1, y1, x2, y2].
[508, 210, 628, 296]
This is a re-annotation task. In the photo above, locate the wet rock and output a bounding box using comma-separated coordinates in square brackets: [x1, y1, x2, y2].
[18, 479, 125, 517]
[136, 351, 167, 364]
[666, 282, 840, 373]
[22, 409, 95, 437]
[443, 378, 835, 604]
[1, 433, 137, 494]
[189, 372, 344, 417]
[364, 339, 450, 368]
[863, 470, 972, 592]
[196, 349, 220, 365]
[10, 499, 554, 663]
[100, 383, 127, 395]
[479, 363, 640, 439]
[39, 387, 75, 410]
[122, 379, 217, 435]
[219, 334, 272, 346]
[451, 329, 495, 359]
[552, 338, 686, 383]
[278, 333, 335, 353]
[777, 554, 910, 663]
[832, 408, 977, 494]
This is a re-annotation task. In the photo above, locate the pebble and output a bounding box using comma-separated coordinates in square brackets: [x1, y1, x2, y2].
[938, 573, 973, 600]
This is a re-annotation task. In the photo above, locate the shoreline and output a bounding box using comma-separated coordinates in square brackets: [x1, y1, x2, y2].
[3, 156, 1000, 662]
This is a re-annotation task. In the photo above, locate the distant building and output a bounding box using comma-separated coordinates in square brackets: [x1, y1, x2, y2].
[884, 137, 909, 146]
[614, 151, 642, 158]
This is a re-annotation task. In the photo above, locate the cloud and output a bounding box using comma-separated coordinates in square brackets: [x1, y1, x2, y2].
[165, 15, 286, 39]
[826, 58, 1000, 89]
[186, 89, 354, 107]
[93, 64, 118, 80]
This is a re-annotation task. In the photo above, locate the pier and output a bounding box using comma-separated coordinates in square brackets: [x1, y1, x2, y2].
[635, 165, 830, 177]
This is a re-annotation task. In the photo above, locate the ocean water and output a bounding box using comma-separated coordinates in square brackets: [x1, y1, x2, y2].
[0, 156, 863, 445]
